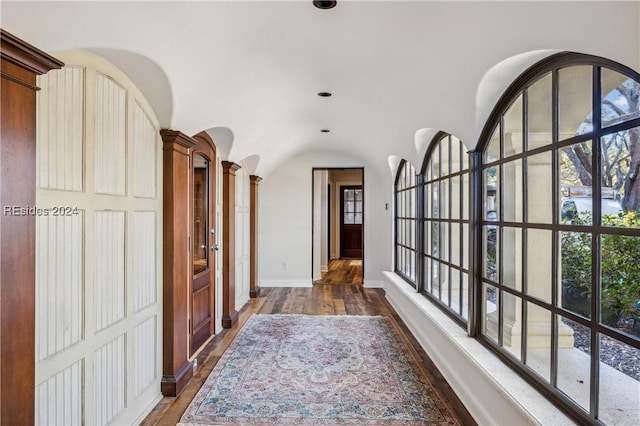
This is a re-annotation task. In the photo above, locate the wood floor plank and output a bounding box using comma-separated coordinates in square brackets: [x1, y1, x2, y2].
[314, 259, 363, 285]
[333, 298, 347, 314]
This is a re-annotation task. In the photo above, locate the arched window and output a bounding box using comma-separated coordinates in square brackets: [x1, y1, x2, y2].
[479, 53, 640, 424]
[422, 133, 470, 324]
[394, 160, 417, 286]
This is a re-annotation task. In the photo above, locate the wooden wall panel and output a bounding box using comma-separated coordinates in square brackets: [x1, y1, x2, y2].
[36, 213, 84, 360]
[1, 30, 64, 426]
[132, 316, 157, 397]
[249, 175, 262, 298]
[35, 360, 82, 426]
[160, 130, 195, 396]
[132, 211, 157, 312]
[132, 101, 157, 199]
[36, 66, 84, 192]
[221, 161, 240, 328]
[93, 335, 125, 425]
[193, 287, 210, 329]
[94, 73, 126, 195]
[94, 211, 125, 330]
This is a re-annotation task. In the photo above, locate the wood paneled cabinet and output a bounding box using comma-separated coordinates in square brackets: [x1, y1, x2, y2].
[160, 130, 196, 396]
[160, 130, 218, 396]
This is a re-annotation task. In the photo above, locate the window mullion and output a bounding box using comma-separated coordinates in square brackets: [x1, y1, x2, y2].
[416, 173, 425, 292]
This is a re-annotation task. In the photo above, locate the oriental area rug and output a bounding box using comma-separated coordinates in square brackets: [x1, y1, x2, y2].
[178, 314, 460, 425]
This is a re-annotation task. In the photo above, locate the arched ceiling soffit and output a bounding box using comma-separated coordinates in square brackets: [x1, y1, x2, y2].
[240, 155, 260, 175]
[259, 147, 365, 180]
[387, 156, 404, 181]
[414, 128, 440, 167]
[83, 48, 173, 127]
[475, 50, 560, 149]
[205, 127, 235, 161]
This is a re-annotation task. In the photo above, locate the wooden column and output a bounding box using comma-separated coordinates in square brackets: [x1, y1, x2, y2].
[222, 161, 240, 328]
[0, 30, 63, 425]
[160, 130, 195, 396]
[249, 175, 262, 298]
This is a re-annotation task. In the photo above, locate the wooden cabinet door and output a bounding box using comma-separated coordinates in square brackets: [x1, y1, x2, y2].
[190, 141, 216, 355]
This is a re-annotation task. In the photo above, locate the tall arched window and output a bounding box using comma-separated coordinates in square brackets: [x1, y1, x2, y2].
[479, 53, 640, 424]
[422, 133, 470, 324]
[395, 160, 417, 286]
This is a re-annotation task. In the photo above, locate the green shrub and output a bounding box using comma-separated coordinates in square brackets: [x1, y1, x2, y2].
[561, 211, 640, 324]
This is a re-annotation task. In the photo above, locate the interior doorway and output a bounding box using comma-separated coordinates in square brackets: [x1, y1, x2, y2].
[312, 168, 364, 284]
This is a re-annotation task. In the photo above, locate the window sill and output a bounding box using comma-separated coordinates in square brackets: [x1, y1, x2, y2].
[383, 271, 574, 426]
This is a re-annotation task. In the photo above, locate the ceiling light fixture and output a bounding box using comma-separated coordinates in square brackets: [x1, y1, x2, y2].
[313, 1, 337, 10]
[317, 92, 332, 97]
[320, 129, 331, 133]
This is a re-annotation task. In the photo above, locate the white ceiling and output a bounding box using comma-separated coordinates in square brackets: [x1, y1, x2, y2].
[2, 1, 639, 177]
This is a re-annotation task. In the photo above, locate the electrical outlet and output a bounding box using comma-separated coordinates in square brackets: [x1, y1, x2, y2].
[281, 262, 287, 270]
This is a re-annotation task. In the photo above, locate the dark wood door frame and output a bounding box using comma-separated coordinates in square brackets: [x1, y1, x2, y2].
[0, 29, 64, 426]
[327, 183, 331, 261]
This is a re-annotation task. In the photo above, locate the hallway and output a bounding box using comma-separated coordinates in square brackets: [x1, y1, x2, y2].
[141, 285, 475, 425]
[2, 3, 639, 424]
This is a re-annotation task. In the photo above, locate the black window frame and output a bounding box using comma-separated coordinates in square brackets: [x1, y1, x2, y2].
[475, 52, 640, 425]
[420, 132, 471, 328]
[394, 159, 418, 287]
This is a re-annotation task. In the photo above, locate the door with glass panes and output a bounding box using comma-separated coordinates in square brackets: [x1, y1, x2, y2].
[340, 186, 363, 258]
[190, 138, 216, 356]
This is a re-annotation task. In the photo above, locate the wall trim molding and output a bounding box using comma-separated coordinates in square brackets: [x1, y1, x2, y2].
[132, 393, 164, 426]
[363, 279, 384, 288]
[259, 279, 313, 288]
[382, 271, 574, 426]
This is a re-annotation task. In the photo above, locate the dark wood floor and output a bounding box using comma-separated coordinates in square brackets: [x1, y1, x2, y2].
[141, 285, 476, 426]
[313, 258, 363, 285]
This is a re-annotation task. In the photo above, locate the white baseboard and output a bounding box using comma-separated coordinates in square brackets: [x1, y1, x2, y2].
[260, 279, 313, 288]
[383, 271, 574, 426]
[133, 392, 163, 425]
[363, 279, 384, 288]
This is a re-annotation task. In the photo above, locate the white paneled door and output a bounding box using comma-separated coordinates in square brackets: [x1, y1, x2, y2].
[35, 50, 162, 425]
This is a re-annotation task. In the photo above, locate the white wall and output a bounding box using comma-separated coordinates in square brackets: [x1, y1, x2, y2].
[260, 151, 391, 287]
[312, 170, 328, 281]
[235, 162, 251, 308]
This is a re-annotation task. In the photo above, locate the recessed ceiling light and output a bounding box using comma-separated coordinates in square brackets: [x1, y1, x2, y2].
[317, 92, 332, 97]
[320, 129, 331, 133]
[313, 1, 337, 10]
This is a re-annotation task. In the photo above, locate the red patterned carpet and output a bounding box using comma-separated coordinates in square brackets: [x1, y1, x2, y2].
[179, 314, 460, 425]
